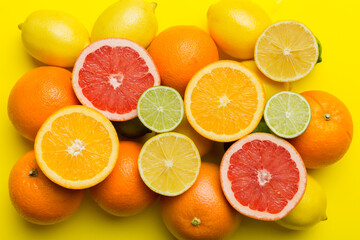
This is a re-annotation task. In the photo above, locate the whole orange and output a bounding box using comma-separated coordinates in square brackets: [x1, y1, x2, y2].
[289, 91, 353, 168]
[7, 66, 80, 141]
[160, 162, 241, 240]
[9, 151, 85, 225]
[148, 25, 219, 97]
[90, 141, 158, 216]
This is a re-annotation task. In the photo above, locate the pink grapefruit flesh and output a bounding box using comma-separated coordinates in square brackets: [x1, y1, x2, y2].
[220, 133, 307, 220]
[72, 38, 160, 121]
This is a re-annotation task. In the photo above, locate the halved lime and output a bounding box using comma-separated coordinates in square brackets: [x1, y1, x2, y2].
[137, 86, 184, 133]
[264, 91, 311, 139]
[138, 132, 201, 196]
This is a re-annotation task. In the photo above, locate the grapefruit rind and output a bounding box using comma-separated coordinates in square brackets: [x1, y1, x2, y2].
[220, 133, 307, 220]
[184, 60, 265, 142]
[72, 38, 160, 121]
[34, 105, 119, 189]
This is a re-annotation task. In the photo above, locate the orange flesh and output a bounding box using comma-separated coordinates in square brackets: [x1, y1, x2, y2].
[190, 67, 259, 135]
[41, 112, 112, 181]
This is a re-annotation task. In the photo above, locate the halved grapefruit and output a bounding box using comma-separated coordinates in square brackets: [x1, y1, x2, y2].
[220, 133, 307, 220]
[72, 38, 160, 121]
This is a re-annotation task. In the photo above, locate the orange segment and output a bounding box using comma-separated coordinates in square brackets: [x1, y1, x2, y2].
[185, 61, 265, 142]
[35, 105, 119, 189]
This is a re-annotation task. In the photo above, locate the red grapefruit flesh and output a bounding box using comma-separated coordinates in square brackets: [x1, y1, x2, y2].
[220, 133, 307, 221]
[72, 38, 160, 121]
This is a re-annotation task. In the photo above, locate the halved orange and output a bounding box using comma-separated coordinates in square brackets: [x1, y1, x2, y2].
[184, 60, 265, 142]
[35, 105, 119, 189]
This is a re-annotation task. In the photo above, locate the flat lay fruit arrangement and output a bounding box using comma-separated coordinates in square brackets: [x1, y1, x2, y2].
[3, 0, 358, 239]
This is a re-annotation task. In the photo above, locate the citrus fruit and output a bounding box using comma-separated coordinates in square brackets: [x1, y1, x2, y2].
[138, 132, 201, 196]
[223, 119, 270, 151]
[255, 21, 319, 82]
[252, 119, 271, 134]
[241, 60, 291, 102]
[288, 91, 353, 168]
[90, 141, 158, 216]
[220, 133, 307, 220]
[113, 117, 151, 139]
[148, 25, 219, 97]
[91, 0, 158, 48]
[174, 118, 214, 157]
[276, 174, 327, 230]
[184, 60, 265, 142]
[7, 66, 80, 141]
[137, 86, 184, 133]
[72, 38, 160, 121]
[19, 10, 89, 67]
[9, 151, 85, 225]
[34, 105, 119, 189]
[207, 0, 272, 60]
[264, 91, 311, 139]
[160, 162, 241, 240]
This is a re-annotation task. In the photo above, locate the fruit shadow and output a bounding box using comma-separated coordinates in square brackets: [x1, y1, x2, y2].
[8, 126, 34, 152]
[24, 51, 73, 72]
[217, 47, 243, 62]
[80, 191, 177, 239]
[233, 215, 310, 239]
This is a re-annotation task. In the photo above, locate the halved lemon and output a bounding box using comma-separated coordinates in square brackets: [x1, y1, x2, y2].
[35, 105, 119, 189]
[138, 132, 201, 196]
[255, 21, 319, 82]
[184, 60, 265, 142]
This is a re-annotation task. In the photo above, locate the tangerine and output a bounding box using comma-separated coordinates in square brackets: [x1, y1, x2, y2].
[148, 25, 219, 97]
[289, 91, 353, 168]
[9, 151, 85, 225]
[7, 67, 80, 141]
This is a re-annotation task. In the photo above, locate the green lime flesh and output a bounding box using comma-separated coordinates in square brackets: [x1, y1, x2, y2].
[264, 91, 311, 139]
[137, 86, 184, 133]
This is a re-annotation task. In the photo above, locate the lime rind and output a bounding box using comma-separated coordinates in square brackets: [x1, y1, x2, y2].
[264, 91, 311, 139]
[137, 86, 184, 133]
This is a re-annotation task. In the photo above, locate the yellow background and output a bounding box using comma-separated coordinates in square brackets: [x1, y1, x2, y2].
[1, 0, 359, 239]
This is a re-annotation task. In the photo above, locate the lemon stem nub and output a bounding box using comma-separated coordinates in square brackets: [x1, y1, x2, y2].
[323, 113, 331, 121]
[322, 215, 328, 221]
[149, 2, 157, 11]
[18, 23, 23, 30]
[191, 217, 201, 227]
[29, 169, 38, 178]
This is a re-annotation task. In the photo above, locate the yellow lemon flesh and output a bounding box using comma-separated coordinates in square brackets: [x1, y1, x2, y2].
[207, 0, 272, 60]
[19, 10, 90, 68]
[241, 60, 291, 102]
[276, 175, 327, 230]
[91, 0, 158, 48]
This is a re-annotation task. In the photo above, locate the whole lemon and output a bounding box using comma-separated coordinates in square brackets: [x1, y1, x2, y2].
[207, 0, 272, 60]
[241, 60, 291, 102]
[91, 0, 158, 48]
[276, 175, 327, 230]
[19, 10, 90, 67]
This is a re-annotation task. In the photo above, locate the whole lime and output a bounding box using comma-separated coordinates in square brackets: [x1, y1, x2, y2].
[207, 0, 271, 60]
[276, 175, 327, 230]
[19, 10, 89, 67]
[91, 0, 158, 48]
